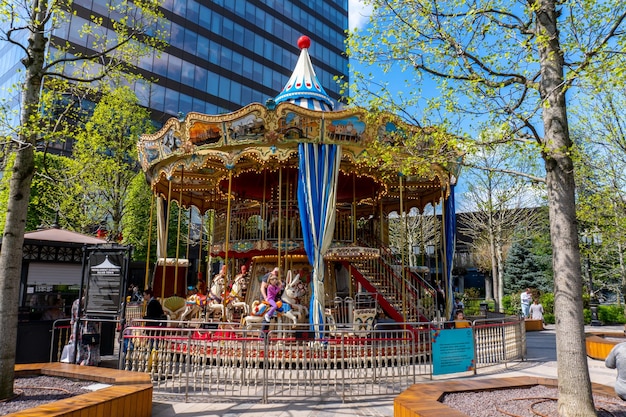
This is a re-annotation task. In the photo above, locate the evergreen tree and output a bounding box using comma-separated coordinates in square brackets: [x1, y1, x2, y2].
[504, 239, 550, 293]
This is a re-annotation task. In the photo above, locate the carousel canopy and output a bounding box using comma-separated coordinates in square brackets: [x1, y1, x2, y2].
[138, 37, 458, 215]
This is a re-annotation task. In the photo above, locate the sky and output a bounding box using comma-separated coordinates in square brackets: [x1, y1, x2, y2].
[345, 2, 471, 211]
[344, 1, 542, 212]
[348, 1, 372, 31]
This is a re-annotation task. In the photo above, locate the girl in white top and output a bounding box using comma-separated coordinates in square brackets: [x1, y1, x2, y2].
[529, 299, 544, 321]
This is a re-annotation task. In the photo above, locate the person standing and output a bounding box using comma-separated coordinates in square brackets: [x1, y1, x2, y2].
[529, 299, 544, 322]
[520, 288, 532, 318]
[143, 288, 165, 325]
[70, 297, 100, 366]
[264, 273, 283, 322]
[605, 342, 626, 400]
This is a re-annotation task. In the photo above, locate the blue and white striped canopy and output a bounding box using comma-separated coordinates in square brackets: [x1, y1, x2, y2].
[275, 36, 334, 112]
[297, 143, 341, 332]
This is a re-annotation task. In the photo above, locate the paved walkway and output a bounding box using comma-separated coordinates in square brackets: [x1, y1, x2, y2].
[151, 324, 623, 417]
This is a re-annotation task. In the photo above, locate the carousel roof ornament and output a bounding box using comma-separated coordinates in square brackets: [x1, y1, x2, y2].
[274, 36, 334, 111]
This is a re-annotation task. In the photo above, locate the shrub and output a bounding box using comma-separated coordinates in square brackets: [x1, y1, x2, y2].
[539, 293, 554, 315]
[597, 305, 626, 324]
[501, 295, 518, 315]
[544, 313, 555, 324]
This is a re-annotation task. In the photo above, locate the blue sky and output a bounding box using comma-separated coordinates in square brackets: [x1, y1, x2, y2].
[346, 2, 471, 210]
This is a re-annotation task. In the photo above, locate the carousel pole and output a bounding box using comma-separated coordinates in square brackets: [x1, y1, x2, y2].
[440, 189, 447, 299]
[434, 204, 440, 291]
[185, 207, 192, 291]
[144, 194, 155, 291]
[262, 171, 267, 241]
[207, 209, 215, 288]
[224, 170, 233, 279]
[399, 174, 407, 323]
[283, 170, 290, 271]
[198, 210, 204, 288]
[161, 179, 173, 300]
[352, 173, 357, 243]
[174, 169, 184, 296]
[277, 167, 282, 274]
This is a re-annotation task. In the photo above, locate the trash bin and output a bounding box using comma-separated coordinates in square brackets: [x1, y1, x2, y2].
[479, 302, 489, 315]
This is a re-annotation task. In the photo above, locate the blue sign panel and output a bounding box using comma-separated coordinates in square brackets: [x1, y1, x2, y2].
[431, 328, 476, 375]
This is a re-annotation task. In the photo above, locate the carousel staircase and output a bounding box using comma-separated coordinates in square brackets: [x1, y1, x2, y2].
[341, 253, 436, 324]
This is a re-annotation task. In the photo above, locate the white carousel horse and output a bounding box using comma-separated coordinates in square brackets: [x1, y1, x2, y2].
[242, 270, 305, 328]
[205, 274, 226, 320]
[280, 272, 308, 318]
[223, 272, 249, 322]
[180, 293, 206, 322]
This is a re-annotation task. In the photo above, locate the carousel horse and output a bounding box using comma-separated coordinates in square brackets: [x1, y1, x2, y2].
[242, 270, 305, 328]
[223, 271, 249, 322]
[279, 271, 308, 318]
[205, 273, 225, 320]
[180, 292, 206, 322]
[180, 272, 227, 323]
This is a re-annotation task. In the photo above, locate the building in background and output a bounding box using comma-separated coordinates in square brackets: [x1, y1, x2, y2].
[0, 0, 349, 155]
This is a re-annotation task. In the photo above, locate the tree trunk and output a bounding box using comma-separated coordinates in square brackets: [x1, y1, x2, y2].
[0, 1, 47, 400]
[537, 1, 596, 415]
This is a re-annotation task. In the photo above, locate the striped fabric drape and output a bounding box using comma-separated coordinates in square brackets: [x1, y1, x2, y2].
[297, 143, 341, 333]
[444, 184, 457, 319]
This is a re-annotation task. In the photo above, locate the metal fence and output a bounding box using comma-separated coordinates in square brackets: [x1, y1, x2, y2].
[49, 316, 524, 402]
[112, 316, 525, 403]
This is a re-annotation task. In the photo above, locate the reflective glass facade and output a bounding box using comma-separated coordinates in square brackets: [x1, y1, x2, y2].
[0, 0, 348, 131]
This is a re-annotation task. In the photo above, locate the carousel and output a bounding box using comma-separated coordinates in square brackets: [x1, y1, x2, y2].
[137, 36, 460, 333]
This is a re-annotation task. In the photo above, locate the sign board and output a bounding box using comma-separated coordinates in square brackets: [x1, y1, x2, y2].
[431, 328, 475, 375]
[84, 250, 127, 316]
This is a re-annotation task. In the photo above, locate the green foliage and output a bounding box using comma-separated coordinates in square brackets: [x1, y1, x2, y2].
[539, 293, 554, 316]
[464, 287, 481, 299]
[501, 294, 514, 314]
[597, 305, 626, 325]
[71, 86, 154, 236]
[503, 238, 551, 292]
[123, 173, 155, 262]
[0, 152, 79, 233]
[544, 313, 555, 324]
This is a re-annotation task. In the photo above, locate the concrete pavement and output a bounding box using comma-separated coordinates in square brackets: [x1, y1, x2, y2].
[151, 324, 623, 417]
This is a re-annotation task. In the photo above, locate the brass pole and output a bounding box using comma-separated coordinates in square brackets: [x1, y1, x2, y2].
[353, 173, 357, 244]
[198, 210, 204, 284]
[174, 169, 184, 296]
[161, 179, 173, 299]
[399, 175, 406, 323]
[144, 194, 155, 291]
[225, 170, 233, 278]
[277, 167, 282, 273]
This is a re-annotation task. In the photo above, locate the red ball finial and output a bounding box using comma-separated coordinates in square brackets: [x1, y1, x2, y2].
[297, 35, 311, 50]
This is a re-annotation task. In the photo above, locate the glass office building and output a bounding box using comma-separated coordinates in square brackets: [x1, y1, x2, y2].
[0, 0, 348, 153]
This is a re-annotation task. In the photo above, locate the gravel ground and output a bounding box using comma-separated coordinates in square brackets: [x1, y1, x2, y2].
[0, 376, 93, 416]
[443, 385, 626, 417]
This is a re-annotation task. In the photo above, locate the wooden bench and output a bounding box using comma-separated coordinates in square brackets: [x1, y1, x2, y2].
[585, 332, 626, 360]
[394, 376, 616, 417]
[9, 363, 152, 417]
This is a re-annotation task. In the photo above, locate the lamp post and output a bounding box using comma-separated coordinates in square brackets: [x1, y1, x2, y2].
[581, 231, 602, 326]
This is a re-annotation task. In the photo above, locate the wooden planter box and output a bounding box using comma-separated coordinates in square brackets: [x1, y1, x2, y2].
[8, 363, 152, 417]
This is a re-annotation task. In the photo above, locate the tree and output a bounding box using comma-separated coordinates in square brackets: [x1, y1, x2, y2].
[348, 1, 626, 415]
[504, 237, 551, 293]
[71, 86, 154, 238]
[571, 87, 626, 304]
[0, 0, 164, 400]
[0, 151, 78, 233]
[459, 140, 543, 311]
